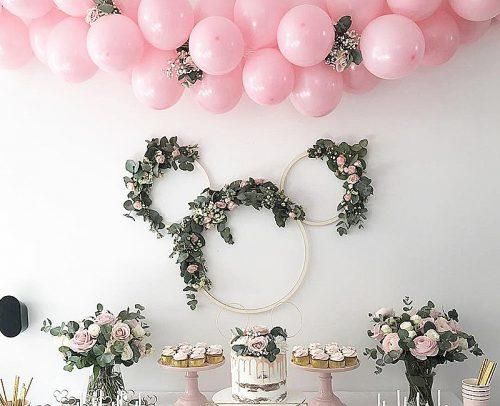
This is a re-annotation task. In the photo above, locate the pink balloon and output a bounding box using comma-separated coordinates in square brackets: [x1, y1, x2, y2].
[1, 0, 52, 19]
[290, 0, 328, 12]
[131, 47, 184, 109]
[277, 5, 334, 67]
[361, 14, 425, 79]
[0, 10, 32, 69]
[387, 0, 442, 22]
[138, 0, 194, 50]
[53, 0, 92, 17]
[418, 10, 459, 66]
[342, 63, 379, 94]
[194, 0, 235, 22]
[87, 14, 144, 73]
[29, 8, 65, 64]
[326, 0, 386, 32]
[290, 63, 343, 117]
[456, 16, 491, 44]
[243, 48, 295, 105]
[449, 0, 500, 22]
[115, 0, 141, 21]
[234, 0, 288, 49]
[46, 18, 97, 83]
[189, 16, 244, 75]
[192, 65, 243, 113]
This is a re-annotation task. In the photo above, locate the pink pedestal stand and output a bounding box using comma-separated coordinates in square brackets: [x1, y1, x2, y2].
[158, 360, 225, 406]
[291, 362, 360, 406]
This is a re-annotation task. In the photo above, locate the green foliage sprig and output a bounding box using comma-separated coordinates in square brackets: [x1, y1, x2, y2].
[325, 16, 362, 72]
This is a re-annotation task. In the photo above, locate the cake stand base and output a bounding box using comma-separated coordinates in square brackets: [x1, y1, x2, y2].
[309, 373, 345, 406]
[174, 372, 207, 406]
[213, 388, 306, 404]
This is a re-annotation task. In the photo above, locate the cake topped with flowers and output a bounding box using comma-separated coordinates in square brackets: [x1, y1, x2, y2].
[159, 342, 224, 368]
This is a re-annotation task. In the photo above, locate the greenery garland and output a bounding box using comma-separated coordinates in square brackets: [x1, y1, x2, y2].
[123, 137, 199, 238]
[168, 178, 306, 310]
[307, 139, 373, 236]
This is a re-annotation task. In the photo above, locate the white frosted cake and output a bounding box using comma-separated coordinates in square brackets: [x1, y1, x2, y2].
[230, 326, 288, 403]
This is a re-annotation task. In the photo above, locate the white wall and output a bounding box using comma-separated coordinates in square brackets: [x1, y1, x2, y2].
[0, 23, 499, 404]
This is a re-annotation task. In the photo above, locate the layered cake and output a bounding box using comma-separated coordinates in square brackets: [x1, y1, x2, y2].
[230, 326, 288, 403]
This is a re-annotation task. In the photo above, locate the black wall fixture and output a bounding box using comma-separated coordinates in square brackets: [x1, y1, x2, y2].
[0, 296, 29, 337]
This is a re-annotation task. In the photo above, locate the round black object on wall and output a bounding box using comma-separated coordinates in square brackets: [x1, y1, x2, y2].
[0, 296, 29, 337]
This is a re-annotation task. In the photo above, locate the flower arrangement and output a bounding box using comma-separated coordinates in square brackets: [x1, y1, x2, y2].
[231, 326, 287, 363]
[325, 16, 362, 73]
[307, 139, 373, 235]
[364, 297, 482, 406]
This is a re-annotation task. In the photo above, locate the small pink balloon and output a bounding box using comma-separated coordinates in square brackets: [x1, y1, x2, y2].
[29, 8, 65, 64]
[290, 63, 343, 117]
[194, 0, 235, 22]
[243, 48, 295, 105]
[342, 63, 379, 94]
[138, 0, 194, 50]
[190, 16, 244, 75]
[192, 65, 243, 113]
[326, 0, 386, 32]
[53, 0, 93, 17]
[278, 5, 334, 67]
[361, 14, 425, 79]
[131, 47, 184, 109]
[1, 0, 52, 19]
[234, 0, 288, 49]
[46, 17, 97, 83]
[87, 14, 144, 73]
[0, 10, 32, 69]
[387, 0, 442, 22]
[114, 0, 141, 21]
[418, 10, 459, 66]
[449, 0, 500, 22]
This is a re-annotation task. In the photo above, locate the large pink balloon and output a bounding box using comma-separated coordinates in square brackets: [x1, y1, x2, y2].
[53, 0, 92, 17]
[278, 5, 334, 67]
[361, 14, 425, 79]
[418, 10, 459, 66]
[29, 8, 65, 64]
[131, 47, 184, 109]
[138, 0, 194, 50]
[194, 0, 235, 22]
[0, 10, 32, 69]
[192, 65, 243, 113]
[290, 63, 343, 117]
[87, 14, 144, 72]
[387, 0, 442, 22]
[449, 0, 500, 22]
[46, 18, 97, 83]
[189, 16, 244, 75]
[342, 63, 379, 94]
[457, 17, 492, 44]
[234, 0, 288, 49]
[1, 0, 52, 19]
[326, 0, 386, 32]
[243, 48, 295, 105]
[114, 0, 141, 21]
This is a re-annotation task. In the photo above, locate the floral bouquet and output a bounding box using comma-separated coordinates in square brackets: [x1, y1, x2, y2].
[364, 297, 482, 406]
[231, 326, 287, 363]
[41, 304, 152, 402]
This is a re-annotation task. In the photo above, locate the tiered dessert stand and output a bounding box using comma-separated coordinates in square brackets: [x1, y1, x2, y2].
[212, 388, 306, 405]
[291, 362, 360, 406]
[158, 360, 225, 406]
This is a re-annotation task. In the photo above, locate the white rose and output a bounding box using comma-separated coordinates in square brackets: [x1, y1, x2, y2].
[410, 315, 422, 325]
[425, 329, 440, 342]
[408, 330, 417, 339]
[458, 337, 469, 350]
[88, 323, 101, 338]
[375, 308, 395, 319]
[381, 325, 392, 334]
[132, 325, 145, 338]
[400, 322, 414, 331]
[121, 343, 134, 361]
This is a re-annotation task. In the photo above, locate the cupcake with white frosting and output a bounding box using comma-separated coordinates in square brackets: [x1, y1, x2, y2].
[206, 344, 224, 364]
[311, 351, 329, 368]
[341, 347, 358, 366]
[195, 342, 208, 349]
[172, 351, 189, 367]
[329, 351, 345, 368]
[325, 343, 340, 355]
[189, 350, 206, 367]
[292, 347, 309, 366]
[178, 344, 193, 354]
[160, 347, 176, 366]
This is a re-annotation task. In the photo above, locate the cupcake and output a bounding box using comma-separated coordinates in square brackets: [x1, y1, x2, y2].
[329, 351, 346, 369]
[341, 347, 358, 366]
[291, 346, 306, 363]
[293, 348, 309, 366]
[311, 351, 329, 369]
[172, 351, 189, 367]
[325, 343, 340, 355]
[189, 351, 206, 367]
[206, 345, 224, 364]
[195, 342, 208, 349]
[309, 343, 324, 351]
[309, 348, 325, 364]
[178, 344, 193, 354]
[160, 347, 175, 366]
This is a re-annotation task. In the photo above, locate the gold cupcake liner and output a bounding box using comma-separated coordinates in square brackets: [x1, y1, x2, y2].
[206, 354, 224, 364]
[160, 355, 173, 366]
[311, 359, 329, 369]
[293, 356, 310, 366]
[172, 359, 189, 368]
[329, 360, 346, 369]
[345, 357, 358, 367]
[189, 358, 206, 367]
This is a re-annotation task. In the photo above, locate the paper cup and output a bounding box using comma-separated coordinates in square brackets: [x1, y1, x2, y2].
[462, 378, 490, 406]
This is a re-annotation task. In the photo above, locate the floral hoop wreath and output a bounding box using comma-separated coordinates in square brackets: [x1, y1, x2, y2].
[167, 178, 309, 312]
[280, 139, 373, 236]
[123, 137, 211, 237]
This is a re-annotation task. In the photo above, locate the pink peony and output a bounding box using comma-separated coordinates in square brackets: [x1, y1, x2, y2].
[370, 324, 384, 341]
[187, 264, 198, 274]
[227, 201, 238, 211]
[347, 174, 360, 184]
[382, 333, 402, 354]
[155, 154, 166, 164]
[111, 322, 131, 341]
[215, 201, 226, 209]
[336, 155, 346, 166]
[434, 317, 452, 333]
[247, 336, 268, 353]
[410, 336, 439, 360]
[172, 148, 181, 158]
[70, 330, 96, 353]
[133, 201, 142, 210]
[347, 165, 357, 175]
[95, 311, 117, 326]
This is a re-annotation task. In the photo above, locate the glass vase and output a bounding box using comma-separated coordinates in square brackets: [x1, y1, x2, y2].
[86, 365, 125, 404]
[405, 360, 435, 406]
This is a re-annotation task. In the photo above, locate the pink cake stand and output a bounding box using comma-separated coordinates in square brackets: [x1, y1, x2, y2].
[158, 359, 225, 406]
[291, 362, 360, 406]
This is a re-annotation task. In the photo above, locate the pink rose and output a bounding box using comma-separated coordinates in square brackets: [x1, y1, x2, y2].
[255, 178, 265, 185]
[133, 201, 142, 210]
[95, 311, 117, 326]
[187, 264, 198, 274]
[289, 212, 297, 219]
[448, 339, 461, 352]
[410, 336, 439, 360]
[126, 182, 135, 191]
[227, 201, 238, 211]
[336, 155, 346, 166]
[111, 322, 131, 341]
[418, 317, 435, 332]
[240, 181, 248, 188]
[247, 336, 268, 354]
[347, 174, 360, 184]
[347, 166, 357, 175]
[70, 330, 96, 353]
[252, 326, 270, 336]
[215, 201, 226, 209]
[370, 324, 384, 341]
[382, 333, 402, 354]
[172, 148, 181, 158]
[354, 160, 362, 167]
[344, 193, 352, 202]
[155, 154, 165, 164]
[430, 308, 444, 319]
[190, 234, 199, 243]
[434, 317, 452, 333]
[448, 320, 461, 333]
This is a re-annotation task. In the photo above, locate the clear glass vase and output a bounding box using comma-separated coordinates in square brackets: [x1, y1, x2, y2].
[405, 360, 435, 406]
[86, 365, 125, 404]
